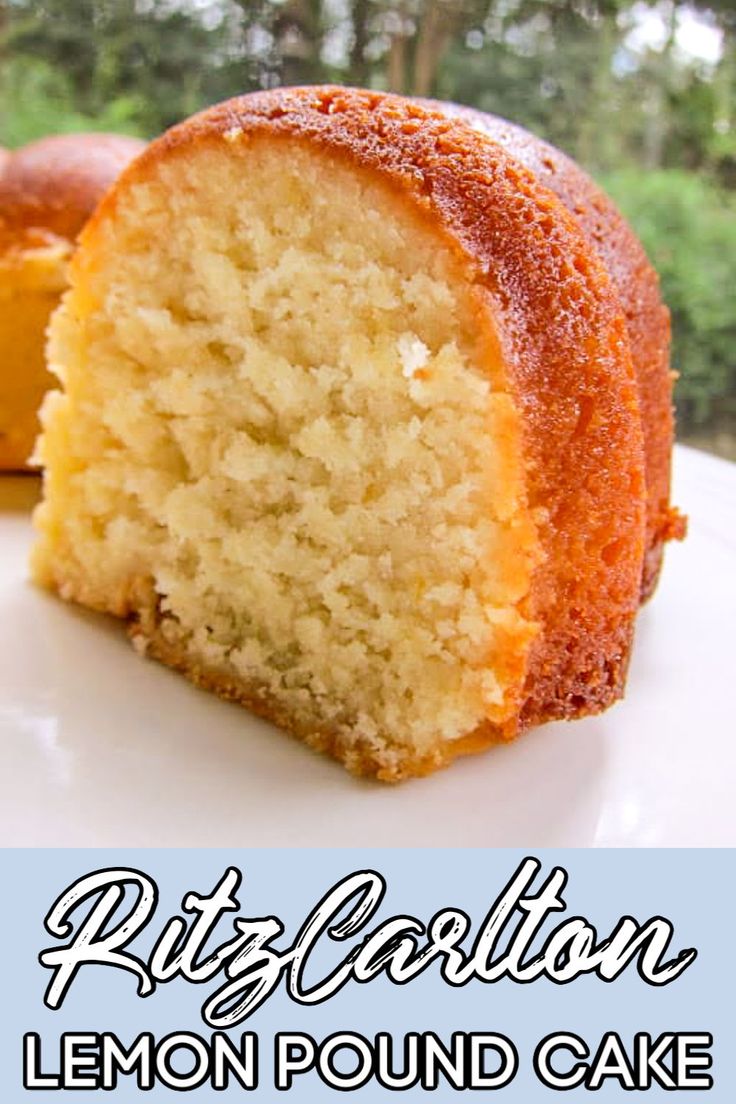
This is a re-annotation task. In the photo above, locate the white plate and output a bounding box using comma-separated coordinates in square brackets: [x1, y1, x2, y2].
[1, 444, 734, 847]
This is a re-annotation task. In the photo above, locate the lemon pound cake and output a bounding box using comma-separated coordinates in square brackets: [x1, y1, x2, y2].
[0, 133, 145, 469]
[33, 87, 650, 780]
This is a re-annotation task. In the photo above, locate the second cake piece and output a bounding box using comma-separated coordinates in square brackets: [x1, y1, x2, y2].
[0, 133, 145, 469]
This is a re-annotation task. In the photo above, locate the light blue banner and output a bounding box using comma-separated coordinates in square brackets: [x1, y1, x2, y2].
[0, 850, 730, 1099]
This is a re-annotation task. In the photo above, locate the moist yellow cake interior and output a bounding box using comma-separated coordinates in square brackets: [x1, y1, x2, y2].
[33, 137, 541, 772]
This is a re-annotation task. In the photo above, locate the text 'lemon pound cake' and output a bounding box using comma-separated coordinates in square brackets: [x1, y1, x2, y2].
[0, 134, 146, 470]
[33, 87, 679, 780]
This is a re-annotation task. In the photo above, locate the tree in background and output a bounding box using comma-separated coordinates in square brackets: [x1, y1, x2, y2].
[0, 0, 734, 443]
[3, 0, 733, 178]
[1, 0, 234, 136]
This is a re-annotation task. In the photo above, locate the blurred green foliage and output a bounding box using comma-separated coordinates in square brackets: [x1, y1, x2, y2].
[1, 0, 734, 437]
[604, 169, 736, 427]
[0, 57, 145, 146]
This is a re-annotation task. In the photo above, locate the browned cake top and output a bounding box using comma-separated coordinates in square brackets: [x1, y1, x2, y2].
[427, 101, 684, 597]
[0, 132, 146, 244]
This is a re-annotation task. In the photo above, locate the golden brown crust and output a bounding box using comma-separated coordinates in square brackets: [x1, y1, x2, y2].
[427, 103, 684, 598]
[87, 86, 646, 745]
[0, 132, 146, 242]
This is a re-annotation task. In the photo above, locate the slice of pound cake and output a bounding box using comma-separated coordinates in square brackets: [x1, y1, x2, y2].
[32, 87, 679, 780]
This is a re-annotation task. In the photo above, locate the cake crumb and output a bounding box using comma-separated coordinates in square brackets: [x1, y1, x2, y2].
[131, 633, 150, 657]
[398, 333, 430, 378]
